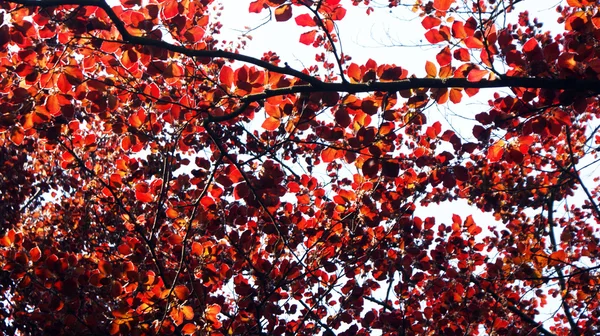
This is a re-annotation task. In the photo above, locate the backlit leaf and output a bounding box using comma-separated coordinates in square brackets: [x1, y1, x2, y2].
[433, 0, 454, 11]
[275, 4, 292, 22]
[299, 30, 317, 45]
[295, 14, 316, 27]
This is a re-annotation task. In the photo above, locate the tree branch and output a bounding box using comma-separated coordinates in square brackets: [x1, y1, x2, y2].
[7, 0, 324, 86]
[470, 275, 557, 336]
[8, 0, 600, 98]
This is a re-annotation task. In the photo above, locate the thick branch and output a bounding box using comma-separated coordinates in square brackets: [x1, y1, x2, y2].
[9, 0, 600, 98]
[8, 0, 324, 86]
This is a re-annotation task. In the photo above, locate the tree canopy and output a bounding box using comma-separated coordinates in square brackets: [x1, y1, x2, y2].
[1, 0, 600, 335]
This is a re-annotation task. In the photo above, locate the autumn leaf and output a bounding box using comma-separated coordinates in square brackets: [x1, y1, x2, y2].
[433, 0, 454, 11]
[425, 61, 437, 77]
[436, 46, 452, 66]
[299, 30, 317, 45]
[467, 68, 488, 82]
[487, 140, 505, 162]
[274, 4, 292, 22]
[295, 14, 316, 27]
[261, 116, 280, 131]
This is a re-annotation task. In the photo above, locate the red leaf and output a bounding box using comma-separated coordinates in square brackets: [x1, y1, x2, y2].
[331, 6, 346, 20]
[135, 190, 154, 203]
[274, 4, 292, 22]
[493, 318, 509, 329]
[99, 260, 112, 275]
[299, 30, 317, 45]
[422, 16, 441, 29]
[433, 0, 454, 11]
[467, 68, 488, 82]
[234, 183, 249, 200]
[453, 48, 470, 61]
[219, 66, 234, 88]
[436, 47, 452, 66]
[162, 0, 179, 19]
[57, 73, 72, 93]
[30, 246, 41, 262]
[425, 29, 446, 44]
[248, 0, 265, 13]
[295, 14, 316, 27]
[183, 26, 205, 43]
[451, 21, 467, 39]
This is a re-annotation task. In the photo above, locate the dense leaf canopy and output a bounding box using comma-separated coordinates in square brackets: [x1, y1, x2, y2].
[1, 0, 600, 335]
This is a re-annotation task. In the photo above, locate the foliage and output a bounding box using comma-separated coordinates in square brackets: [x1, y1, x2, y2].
[1, 0, 600, 335]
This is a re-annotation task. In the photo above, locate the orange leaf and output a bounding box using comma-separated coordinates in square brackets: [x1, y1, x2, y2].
[464, 36, 484, 49]
[264, 102, 282, 118]
[425, 61, 437, 77]
[558, 53, 577, 70]
[261, 117, 280, 131]
[449, 88, 462, 104]
[549, 250, 567, 266]
[321, 147, 340, 163]
[46, 95, 61, 115]
[438, 65, 452, 78]
[166, 208, 179, 219]
[10, 127, 24, 145]
[205, 304, 221, 328]
[565, 11, 588, 31]
[181, 305, 194, 320]
[181, 323, 196, 335]
[347, 63, 361, 82]
[174, 285, 190, 300]
[487, 140, 505, 163]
